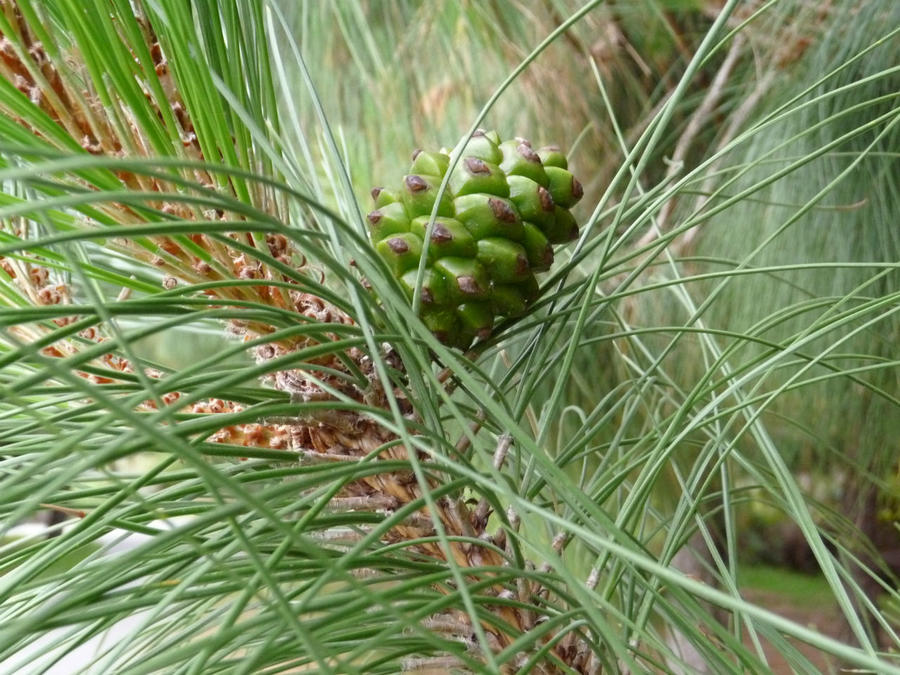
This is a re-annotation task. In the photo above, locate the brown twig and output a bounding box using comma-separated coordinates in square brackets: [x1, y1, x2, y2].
[637, 33, 746, 247]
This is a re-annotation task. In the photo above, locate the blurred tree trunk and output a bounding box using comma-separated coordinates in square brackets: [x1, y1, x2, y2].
[838, 389, 900, 650]
[841, 478, 900, 649]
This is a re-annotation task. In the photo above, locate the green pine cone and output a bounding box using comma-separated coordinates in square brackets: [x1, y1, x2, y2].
[376, 232, 423, 275]
[368, 130, 583, 350]
[545, 166, 584, 209]
[449, 157, 509, 198]
[507, 175, 555, 229]
[409, 216, 477, 260]
[410, 149, 450, 177]
[401, 174, 454, 218]
[367, 202, 410, 241]
[499, 139, 549, 186]
[453, 193, 524, 242]
[457, 129, 503, 164]
[537, 145, 567, 169]
[371, 186, 400, 208]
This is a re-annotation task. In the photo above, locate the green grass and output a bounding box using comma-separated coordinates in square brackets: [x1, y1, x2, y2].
[740, 565, 835, 609]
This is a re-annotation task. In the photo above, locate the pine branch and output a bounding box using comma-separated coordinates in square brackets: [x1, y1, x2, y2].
[0, 2, 599, 671]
